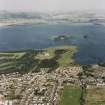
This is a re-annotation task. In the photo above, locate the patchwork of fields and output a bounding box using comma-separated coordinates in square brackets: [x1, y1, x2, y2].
[0, 45, 77, 74]
[59, 85, 105, 105]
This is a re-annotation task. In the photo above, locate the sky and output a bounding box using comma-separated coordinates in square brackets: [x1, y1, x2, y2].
[0, 0, 105, 12]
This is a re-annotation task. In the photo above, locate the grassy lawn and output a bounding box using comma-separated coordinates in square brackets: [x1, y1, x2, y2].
[59, 85, 82, 105]
[85, 88, 105, 105]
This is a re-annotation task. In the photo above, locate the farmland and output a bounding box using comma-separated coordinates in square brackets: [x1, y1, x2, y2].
[59, 85, 82, 105]
[85, 87, 105, 105]
[0, 45, 77, 74]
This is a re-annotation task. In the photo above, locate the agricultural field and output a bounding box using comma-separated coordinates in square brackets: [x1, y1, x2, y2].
[85, 87, 105, 105]
[0, 51, 27, 73]
[0, 45, 77, 74]
[59, 85, 82, 105]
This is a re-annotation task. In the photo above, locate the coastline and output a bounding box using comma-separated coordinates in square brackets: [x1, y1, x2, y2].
[0, 21, 94, 28]
[0, 19, 47, 28]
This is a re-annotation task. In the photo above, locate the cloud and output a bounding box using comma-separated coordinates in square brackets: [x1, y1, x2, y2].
[0, 0, 104, 12]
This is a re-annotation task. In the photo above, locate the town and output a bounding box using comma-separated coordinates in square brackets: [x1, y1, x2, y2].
[0, 64, 105, 105]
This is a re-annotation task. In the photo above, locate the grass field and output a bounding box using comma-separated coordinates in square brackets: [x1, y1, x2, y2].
[57, 50, 75, 66]
[85, 88, 105, 105]
[0, 52, 25, 59]
[0, 52, 26, 73]
[50, 46, 77, 66]
[39, 45, 77, 66]
[59, 85, 82, 105]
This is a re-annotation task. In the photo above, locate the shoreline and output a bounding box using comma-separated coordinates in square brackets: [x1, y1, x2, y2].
[0, 22, 94, 28]
[0, 45, 77, 52]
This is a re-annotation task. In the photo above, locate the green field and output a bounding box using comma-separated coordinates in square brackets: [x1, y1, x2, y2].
[59, 85, 82, 105]
[46, 45, 78, 66]
[85, 88, 105, 105]
[0, 45, 78, 73]
[57, 49, 75, 66]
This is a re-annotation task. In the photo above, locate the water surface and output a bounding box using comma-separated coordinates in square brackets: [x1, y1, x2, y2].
[0, 23, 105, 64]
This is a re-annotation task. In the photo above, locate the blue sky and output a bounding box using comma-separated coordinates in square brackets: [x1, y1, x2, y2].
[0, 0, 105, 12]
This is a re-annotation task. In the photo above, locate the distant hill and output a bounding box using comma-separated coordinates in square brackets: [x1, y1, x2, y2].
[0, 10, 105, 24]
[0, 11, 51, 19]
